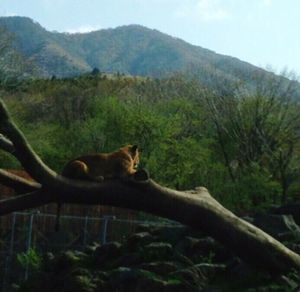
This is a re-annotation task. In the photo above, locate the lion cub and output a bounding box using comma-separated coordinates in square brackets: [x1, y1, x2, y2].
[55, 145, 139, 231]
[62, 144, 139, 182]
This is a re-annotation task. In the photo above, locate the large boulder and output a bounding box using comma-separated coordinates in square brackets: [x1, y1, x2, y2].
[16, 225, 299, 291]
[175, 236, 228, 262]
[142, 242, 174, 262]
[125, 232, 156, 252]
[93, 241, 122, 269]
[108, 267, 164, 292]
[273, 203, 300, 225]
[139, 261, 181, 276]
[253, 214, 300, 240]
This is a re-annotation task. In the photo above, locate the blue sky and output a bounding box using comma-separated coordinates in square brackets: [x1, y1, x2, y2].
[1, 0, 299, 76]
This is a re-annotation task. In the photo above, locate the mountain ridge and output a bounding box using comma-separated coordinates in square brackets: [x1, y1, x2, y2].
[0, 16, 299, 98]
[0, 16, 261, 75]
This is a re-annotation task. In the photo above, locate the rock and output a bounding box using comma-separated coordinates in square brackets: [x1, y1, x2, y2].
[136, 276, 187, 292]
[135, 276, 167, 292]
[108, 267, 162, 291]
[280, 275, 299, 291]
[43, 252, 55, 272]
[195, 263, 226, 273]
[68, 275, 97, 292]
[152, 226, 189, 245]
[253, 214, 300, 239]
[193, 237, 216, 251]
[93, 241, 122, 268]
[175, 236, 229, 263]
[193, 237, 230, 262]
[143, 242, 174, 262]
[175, 236, 200, 256]
[94, 241, 122, 257]
[16, 273, 52, 292]
[139, 261, 181, 276]
[94, 271, 109, 281]
[53, 250, 85, 272]
[273, 203, 300, 225]
[85, 242, 100, 254]
[125, 232, 156, 252]
[109, 267, 185, 292]
[115, 252, 142, 267]
[45, 252, 55, 261]
[70, 267, 92, 277]
[169, 267, 206, 291]
[14, 214, 300, 292]
[135, 224, 156, 234]
[163, 280, 187, 292]
[109, 267, 138, 291]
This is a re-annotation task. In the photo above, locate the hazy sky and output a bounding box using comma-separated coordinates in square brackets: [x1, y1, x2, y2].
[1, 0, 299, 75]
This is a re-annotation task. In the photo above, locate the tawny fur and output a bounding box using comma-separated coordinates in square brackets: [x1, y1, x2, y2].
[62, 145, 139, 181]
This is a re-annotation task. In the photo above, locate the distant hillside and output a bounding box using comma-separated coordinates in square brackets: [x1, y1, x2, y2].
[0, 16, 299, 96]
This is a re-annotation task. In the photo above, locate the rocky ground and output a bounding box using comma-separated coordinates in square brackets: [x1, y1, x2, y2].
[14, 214, 300, 291]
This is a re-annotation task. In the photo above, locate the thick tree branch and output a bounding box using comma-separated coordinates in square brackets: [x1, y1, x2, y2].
[0, 99, 57, 185]
[0, 98, 299, 273]
[0, 189, 49, 214]
[1, 177, 300, 272]
[0, 168, 41, 193]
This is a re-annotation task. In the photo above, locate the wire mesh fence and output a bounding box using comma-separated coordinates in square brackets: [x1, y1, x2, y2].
[0, 211, 180, 292]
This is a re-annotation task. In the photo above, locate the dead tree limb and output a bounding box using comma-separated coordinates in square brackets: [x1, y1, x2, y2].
[0, 189, 49, 214]
[0, 133, 15, 153]
[0, 98, 300, 273]
[0, 168, 41, 193]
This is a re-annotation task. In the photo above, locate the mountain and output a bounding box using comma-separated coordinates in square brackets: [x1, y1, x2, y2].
[0, 16, 299, 96]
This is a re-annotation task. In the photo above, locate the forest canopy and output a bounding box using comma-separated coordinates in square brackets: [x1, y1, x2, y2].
[1, 71, 299, 213]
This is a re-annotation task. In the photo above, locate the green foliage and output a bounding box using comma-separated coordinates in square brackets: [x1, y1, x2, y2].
[147, 138, 212, 190]
[221, 165, 281, 212]
[0, 151, 21, 169]
[17, 248, 42, 271]
[1, 71, 300, 212]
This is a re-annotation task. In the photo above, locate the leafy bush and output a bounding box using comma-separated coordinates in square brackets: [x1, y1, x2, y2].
[17, 248, 42, 271]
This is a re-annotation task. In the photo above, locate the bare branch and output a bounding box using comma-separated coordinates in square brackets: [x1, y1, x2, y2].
[0, 134, 15, 153]
[0, 168, 41, 193]
[0, 98, 57, 185]
[0, 189, 50, 215]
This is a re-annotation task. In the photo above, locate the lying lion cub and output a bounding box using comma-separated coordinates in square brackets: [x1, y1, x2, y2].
[55, 145, 140, 231]
[62, 144, 140, 182]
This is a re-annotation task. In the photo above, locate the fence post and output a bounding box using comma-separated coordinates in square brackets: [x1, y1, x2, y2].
[24, 211, 36, 280]
[100, 216, 116, 245]
[1, 212, 17, 292]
